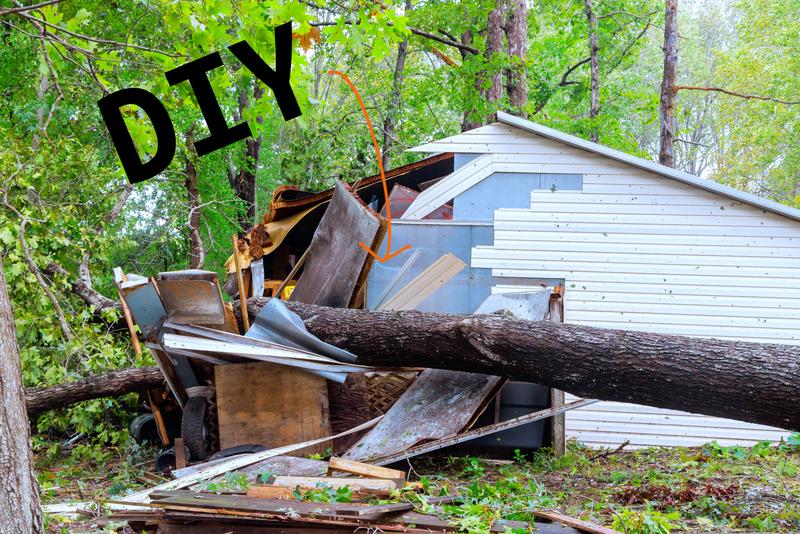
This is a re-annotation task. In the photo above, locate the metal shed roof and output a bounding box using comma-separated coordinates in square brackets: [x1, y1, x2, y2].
[412, 111, 800, 224]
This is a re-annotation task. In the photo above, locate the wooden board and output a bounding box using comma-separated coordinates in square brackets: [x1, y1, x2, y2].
[271, 476, 398, 495]
[327, 457, 405, 482]
[377, 253, 466, 311]
[290, 181, 383, 308]
[343, 370, 503, 462]
[215, 362, 331, 456]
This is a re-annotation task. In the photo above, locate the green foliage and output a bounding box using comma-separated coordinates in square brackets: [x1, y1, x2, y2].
[612, 506, 681, 534]
[296, 483, 353, 503]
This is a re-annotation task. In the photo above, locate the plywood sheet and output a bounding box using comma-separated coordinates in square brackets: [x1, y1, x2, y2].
[215, 362, 331, 456]
[343, 370, 503, 462]
[290, 181, 382, 308]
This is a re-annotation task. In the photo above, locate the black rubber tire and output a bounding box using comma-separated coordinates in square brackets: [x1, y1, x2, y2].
[181, 396, 208, 461]
[209, 444, 267, 461]
[129, 413, 158, 445]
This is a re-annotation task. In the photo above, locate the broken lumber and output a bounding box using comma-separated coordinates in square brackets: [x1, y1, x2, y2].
[25, 366, 163, 415]
[242, 298, 800, 431]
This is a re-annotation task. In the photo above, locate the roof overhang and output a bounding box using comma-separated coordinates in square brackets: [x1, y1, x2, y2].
[494, 111, 800, 223]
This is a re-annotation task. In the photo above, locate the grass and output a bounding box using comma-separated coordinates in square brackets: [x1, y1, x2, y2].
[37, 438, 800, 533]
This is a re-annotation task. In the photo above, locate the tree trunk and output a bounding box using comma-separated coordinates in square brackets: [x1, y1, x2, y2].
[659, 0, 679, 167]
[231, 85, 264, 230]
[243, 298, 800, 431]
[584, 0, 599, 141]
[184, 142, 204, 269]
[505, 0, 528, 113]
[486, 0, 505, 107]
[0, 258, 43, 533]
[24, 366, 164, 416]
[382, 0, 411, 171]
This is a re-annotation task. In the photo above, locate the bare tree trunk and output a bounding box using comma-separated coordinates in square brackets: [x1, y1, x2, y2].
[382, 0, 412, 171]
[659, 0, 679, 167]
[584, 0, 600, 142]
[505, 0, 528, 114]
[230, 85, 264, 230]
[0, 258, 43, 533]
[25, 366, 163, 416]
[184, 137, 204, 269]
[486, 0, 505, 106]
[242, 299, 800, 431]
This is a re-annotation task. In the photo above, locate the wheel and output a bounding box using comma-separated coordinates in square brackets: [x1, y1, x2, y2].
[181, 396, 209, 461]
[129, 413, 158, 445]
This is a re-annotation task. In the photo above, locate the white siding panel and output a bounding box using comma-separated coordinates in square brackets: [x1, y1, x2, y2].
[475, 177, 799, 447]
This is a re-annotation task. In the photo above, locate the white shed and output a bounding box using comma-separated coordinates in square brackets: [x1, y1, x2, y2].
[402, 111, 800, 448]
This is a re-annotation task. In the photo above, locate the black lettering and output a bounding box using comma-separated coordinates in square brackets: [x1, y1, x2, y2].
[165, 52, 252, 156]
[229, 22, 302, 121]
[97, 88, 176, 184]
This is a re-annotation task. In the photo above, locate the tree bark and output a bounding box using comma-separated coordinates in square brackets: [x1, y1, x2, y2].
[658, 0, 678, 167]
[0, 258, 43, 533]
[184, 137, 204, 269]
[381, 0, 411, 171]
[230, 85, 264, 230]
[486, 0, 505, 106]
[584, 0, 599, 141]
[505, 0, 528, 113]
[243, 298, 800, 431]
[24, 366, 163, 416]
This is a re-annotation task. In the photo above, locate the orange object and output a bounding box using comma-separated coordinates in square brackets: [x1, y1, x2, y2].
[328, 70, 411, 263]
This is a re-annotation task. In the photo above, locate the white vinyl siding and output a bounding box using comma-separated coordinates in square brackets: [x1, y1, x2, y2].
[425, 123, 800, 448]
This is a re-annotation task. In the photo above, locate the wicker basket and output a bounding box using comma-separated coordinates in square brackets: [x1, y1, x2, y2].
[364, 371, 419, 414]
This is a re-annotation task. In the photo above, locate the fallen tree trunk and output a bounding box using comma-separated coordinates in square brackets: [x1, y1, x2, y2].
[25, 366, 163, 415]
[244, 298, 800, 431]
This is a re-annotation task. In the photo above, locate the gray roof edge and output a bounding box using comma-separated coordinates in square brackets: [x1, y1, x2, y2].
[496, 111, 800, 223]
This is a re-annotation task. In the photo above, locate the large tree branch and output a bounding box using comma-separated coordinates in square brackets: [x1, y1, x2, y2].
[676, 85, 800, 105]
[42, 262, 118, 316]
[558, 57, 591, 86]
[242, 299, 800, 431]
[0, 0, 61, 17]
[309, 20, 478, 55]
[25, 366, 163, 415]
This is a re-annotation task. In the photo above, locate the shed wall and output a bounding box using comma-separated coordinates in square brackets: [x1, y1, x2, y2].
[437, 124, 800, 447]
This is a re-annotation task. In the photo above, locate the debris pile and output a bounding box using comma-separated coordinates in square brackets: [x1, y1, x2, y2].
[70, 155, 611, 532]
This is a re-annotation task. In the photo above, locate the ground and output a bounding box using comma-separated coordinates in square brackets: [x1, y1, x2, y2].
[37, 438, 800, 533]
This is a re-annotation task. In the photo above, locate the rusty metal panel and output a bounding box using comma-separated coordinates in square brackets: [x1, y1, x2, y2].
[157, 270, 226, 325]
[291, 181, 382, 308]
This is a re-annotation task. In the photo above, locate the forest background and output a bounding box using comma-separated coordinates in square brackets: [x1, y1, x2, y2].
[0, 0, 798, 457]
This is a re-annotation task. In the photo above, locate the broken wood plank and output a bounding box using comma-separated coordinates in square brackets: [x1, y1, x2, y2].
[377, 253, 466, 311]
[245, 486, 296, 500]
[271, 476, 399, 495]
[333, 501, 414, 516]
[232, 235, 250, 331]
[534, 510, 622, 534]
[327, 457, 405, 482]
[119, 416, 383, 504]
[370, 399, 599, 466]
[174, 438, 186, 470]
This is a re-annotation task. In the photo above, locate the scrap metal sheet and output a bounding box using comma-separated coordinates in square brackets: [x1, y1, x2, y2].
[290, 181, 383, 308]
[343, 371, 504, 462]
